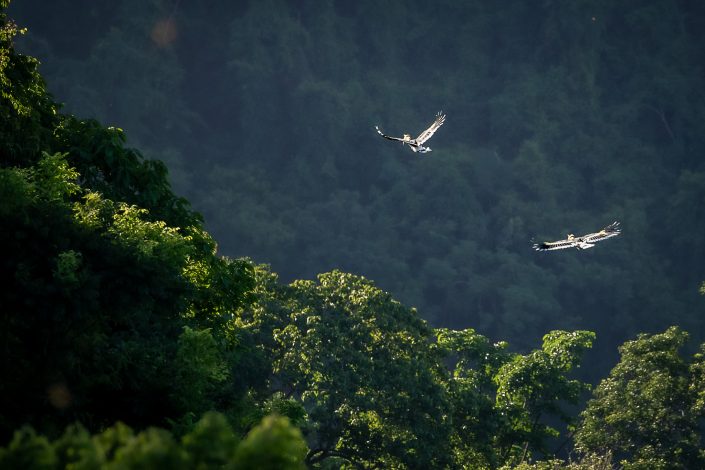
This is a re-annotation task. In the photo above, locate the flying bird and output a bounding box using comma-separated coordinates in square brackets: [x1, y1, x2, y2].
[375, 111, 446, 153]
[532, 221, 621, 251]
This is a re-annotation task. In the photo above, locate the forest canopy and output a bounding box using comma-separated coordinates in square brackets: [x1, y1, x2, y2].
[7, 0, 704, 362]
[2, 0, 705, 468]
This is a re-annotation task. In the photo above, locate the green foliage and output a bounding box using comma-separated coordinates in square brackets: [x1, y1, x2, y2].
[437, 328, 510, 468]
[0, 6, 57, 166]
[503, 452, 614, 470]
[232, 414, 308, 470]
[53, 117, 201, 229]
[0, 412, 305, 469]
[271, 270, 452, 468]
[438, 329, 594, 468]
[111, 427, 188, 469]
[8, 0, 705, 377]
[0, 162, 32, 215]
[53, 249, 82, 287]
[0, 10, 263, 443]
[1, 8, 260, 437]
[0, 151, 255, 438]
[5, 1, 705, 467]
[52, 424, 103, 469]
[575, 327, 705, 469]
[0, 427, 56, 469]
[171, 327, 229, 413]
[157, 0, 703, 362]
[494, 331, 595, 461]
[31, 151, 79, 201]
[181, 412, 239, 469]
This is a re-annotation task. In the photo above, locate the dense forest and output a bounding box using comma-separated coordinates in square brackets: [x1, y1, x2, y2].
[1, 0, 705, 468]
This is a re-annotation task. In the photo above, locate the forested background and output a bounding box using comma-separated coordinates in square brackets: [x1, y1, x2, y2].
[2, 0, 705, 468]
[9, 0, 705, 366]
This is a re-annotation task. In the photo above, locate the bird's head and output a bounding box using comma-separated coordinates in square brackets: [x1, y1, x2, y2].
[403, 134, 412, 141]
[567, 234, 575, 240]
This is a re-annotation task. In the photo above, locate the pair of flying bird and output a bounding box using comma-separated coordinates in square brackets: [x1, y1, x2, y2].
[374, 113, 622, 252]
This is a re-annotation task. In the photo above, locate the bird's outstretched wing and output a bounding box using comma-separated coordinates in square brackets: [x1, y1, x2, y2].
[532, 238, 579, 251]
[375, 126, 406, 143]
[582, 221, 621, 243]
[533, 221, 621, 252]
[415, 112, 446, 145]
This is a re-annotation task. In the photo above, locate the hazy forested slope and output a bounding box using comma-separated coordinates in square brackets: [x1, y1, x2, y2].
[3, 1, 705, 468]
[9, 0, 705, 375]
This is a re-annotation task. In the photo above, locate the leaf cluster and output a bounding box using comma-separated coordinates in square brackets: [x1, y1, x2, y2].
[0, 412, 307, 470]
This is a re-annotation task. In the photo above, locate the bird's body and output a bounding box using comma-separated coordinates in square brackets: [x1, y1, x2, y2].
[533, 221, 621, 251]
[376, 112, 446, 153]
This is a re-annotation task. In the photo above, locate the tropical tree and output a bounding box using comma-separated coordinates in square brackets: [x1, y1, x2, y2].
[0, 6, 259, 438]
[438, 328, 594, 468]
[270, 270, 453, 468]
[575, 327, 705, 469]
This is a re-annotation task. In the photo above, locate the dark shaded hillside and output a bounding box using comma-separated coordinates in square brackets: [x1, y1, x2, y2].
[8, 0, 705, 374]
